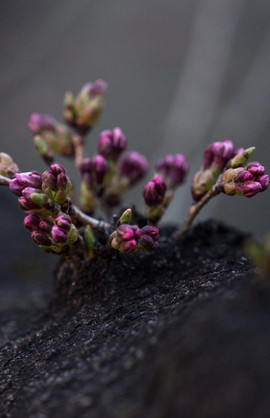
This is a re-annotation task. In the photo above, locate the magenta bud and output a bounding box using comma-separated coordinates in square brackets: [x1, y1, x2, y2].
[87, 79, 107, 96]
[119, 151, 148, 185]
[42, 170, 57, 190]
[257, 174, 269, 191]
[236, 181, 262, 197]
[156, 154, 189, 187]
[55, 214, 72, 231]
[9, 171, 42, 196]
[29, 114, 55, 133]
[139, 225, 160, 251]
[50, 163, 66, 176]
[234, 170, 254, 183]
[246, 162, 265, 176]
[24, 214, 40, 232]
[98, 127, 127, 161]
[31, 230, 51, 246]
[203, 140, 234, 170]
[121, 239, 137, 253]
[39, 219, 54, 233]
[92, 154, 108, 185]
[57, 172, 68, 189]
[51, 226, 67, 243]
[143, 176, 167, 206]
[18, 196, 39, 211]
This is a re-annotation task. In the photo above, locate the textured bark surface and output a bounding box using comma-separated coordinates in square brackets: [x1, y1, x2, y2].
[1, 221, 270, 418]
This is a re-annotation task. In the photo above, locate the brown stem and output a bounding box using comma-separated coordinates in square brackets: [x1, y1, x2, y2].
[69, 204, 112, 233]
[0, 174, 11, 186]
[173, 185, 220, 242]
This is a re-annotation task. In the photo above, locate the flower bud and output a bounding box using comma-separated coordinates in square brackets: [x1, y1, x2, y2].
[138, 225, 159, 251]
[0, 152, 19, 179]
[111, 224, 141, 253]
[55, 214, 72, 231]
[51, 225, 67, 244]
[257, 174, 269, 191]
[203, 140, 234, 171]
[24, 214, 40, 232]
[9, 171, 42, 196]
[143, 176, 167, 207]
[31, 230, 51, 246]
[191, 169, 217, 202]
[92, 155, 108, 185]
[156, 154, 189, 188]
[42, 164, 72, 205]
[118, 151, 148, 185]
[63, 79, 107, 135]
[39, 219, 54, 233]
[119, 208, 132, 225]
[98, 128, 127, 161]
[29, 114, 74, 157]
[246, 162, 265, 176]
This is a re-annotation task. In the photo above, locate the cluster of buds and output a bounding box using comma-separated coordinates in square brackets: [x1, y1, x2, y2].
[221, 162, 269, 197]
[110, 223, 159, 253]
[98, 127, 127, 162]
[24, 213, 78, 253]
[143, 154, 189, 224]
[192, 140, 235, 201]
[29, 114, 74, 160]
[0, 152, 19, 179]
[63, 79, 107, 135]
[8, 165, 78, 253]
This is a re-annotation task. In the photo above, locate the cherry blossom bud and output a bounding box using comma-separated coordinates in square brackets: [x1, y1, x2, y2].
[55, 214, 71, 231]
[42, 164, 72, 205]
[156, 154, 189, 187]
[92, 155, 108, 185]
[98, 128, 127, 161]
[24, 214, 40, 232]
[118, 151, 148, 185]
[51, 225, 67, 244]
[138, 225, 159, 251]
[191, 169, 216, 201]
[246, 162, 265, 176]
[203, 140, 234, 171]
[31, 230, 51, 246]
[63, 79, 107, 135]
[39, 219, 54, 233]
[143, 176, 167, 206]
[9, 171, 42, 196]
[0, 152, 19, 179]
[29, 114, 74, 157]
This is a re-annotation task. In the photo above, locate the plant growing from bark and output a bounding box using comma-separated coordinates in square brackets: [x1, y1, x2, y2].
[0, 81, 268, 260]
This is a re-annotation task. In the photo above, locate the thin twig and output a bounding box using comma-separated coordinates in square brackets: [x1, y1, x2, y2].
[0, 174, 11, 186]
[69, 204, 112, 233]
[72, 134, 84, 169]
[173, 185, 220, 242]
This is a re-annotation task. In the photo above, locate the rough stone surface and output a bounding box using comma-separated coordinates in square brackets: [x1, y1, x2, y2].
[1, 221, 270, 418]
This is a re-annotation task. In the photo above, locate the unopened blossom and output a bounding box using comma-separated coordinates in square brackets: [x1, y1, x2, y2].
[118, 151, 148, 185]
[29, 114, 74, 157]
[9, 171, 42, 196]
[63, 79, 107, 135]
[98, 128, 127, 161]
[143, 175, 167, 207]
[156, 154, 189, 188]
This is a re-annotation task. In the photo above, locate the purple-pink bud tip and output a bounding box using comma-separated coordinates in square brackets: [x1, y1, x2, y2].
[156, 154, 189, 187]
[51, 225, 67, 244]
[118, 151, 148, 185]
[29, 114, 55, 133]
[98, 128, 127, 161]
[143, 175, 167, 206]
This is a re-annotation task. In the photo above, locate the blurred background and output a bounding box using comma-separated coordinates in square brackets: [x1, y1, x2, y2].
[0, 0, 270, 309]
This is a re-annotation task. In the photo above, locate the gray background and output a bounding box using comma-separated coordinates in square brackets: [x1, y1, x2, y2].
[1, 0, 270, 308]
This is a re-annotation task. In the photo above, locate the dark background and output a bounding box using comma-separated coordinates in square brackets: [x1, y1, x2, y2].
[1, 0, 270, 309]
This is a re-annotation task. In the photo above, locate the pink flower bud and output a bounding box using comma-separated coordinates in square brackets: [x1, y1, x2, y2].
[257, 174, 269, 191]
[29, 114, 56, 133]
[50, 163, 66, 176]
[51, 226, 67, 243]
[203, 140, 234, 171]
[246, 162, 265, 176]
[98, 128, 127, 161]
[92, 155, 108, 185]
[39, 219, 54, 233]
[139, 225, 160, 251]
[156, 154, 189, 187]
[24, 214, 40, 232]
[9, 171, 42, 196]
[55, 214, 72, 231]
[118, 151, 148, 185]
[235, 181, 262, 197]
[143, 176, 167, 206]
